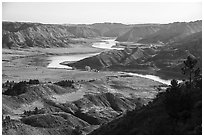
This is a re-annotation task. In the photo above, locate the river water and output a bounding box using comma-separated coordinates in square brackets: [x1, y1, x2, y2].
[47, 38, 179, 85]
[47, 38, 121, 69]
[92, 39, 123, 50]
[47, 53, 99, 69]
[119, 72, 181, 85]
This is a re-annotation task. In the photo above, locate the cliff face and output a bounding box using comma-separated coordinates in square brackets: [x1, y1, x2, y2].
[2, 22, 101, 48]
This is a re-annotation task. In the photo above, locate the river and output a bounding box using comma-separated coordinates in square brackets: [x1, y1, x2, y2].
[47, 53, 99, 69]
[47, 38, 179, 85]
[47, 38, 120, 69]
[118, 72, 182, 85]
[92, 39, 123, 50]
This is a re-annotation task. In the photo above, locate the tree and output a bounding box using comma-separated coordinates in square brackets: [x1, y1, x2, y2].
[170, 79, 178, 89]
[72, 126, 82, 135]
[85, 66, 91, 71]
[181, 54, 198, 89]
[34, 107, 39, 114]
[165, 55, 198, 119]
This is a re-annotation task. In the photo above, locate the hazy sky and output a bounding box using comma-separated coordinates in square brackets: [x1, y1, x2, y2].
[2, 2, 202, 24]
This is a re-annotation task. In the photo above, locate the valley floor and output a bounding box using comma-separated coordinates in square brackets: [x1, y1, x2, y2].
[2, 39, 105, 83]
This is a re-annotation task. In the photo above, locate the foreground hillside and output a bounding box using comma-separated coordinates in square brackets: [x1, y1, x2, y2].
[91, 68, 202, 135]
[2, 73, 164, 135]
[91, 82, 202, 134]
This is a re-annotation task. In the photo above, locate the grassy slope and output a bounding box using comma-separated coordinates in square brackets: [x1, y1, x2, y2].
[91, 82, 202, 135]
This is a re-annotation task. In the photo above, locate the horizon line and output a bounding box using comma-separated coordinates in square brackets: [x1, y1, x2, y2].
[2, 19, 202, 25]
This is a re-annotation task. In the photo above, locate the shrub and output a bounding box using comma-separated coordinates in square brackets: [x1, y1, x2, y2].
[72, 126, 82, 135]
[3, 81, 28, 96]
[28, 79, 40, 84]
[54, 80, 74, 88]
[23, 107, 45, 116]
[3, 79, 40, 96]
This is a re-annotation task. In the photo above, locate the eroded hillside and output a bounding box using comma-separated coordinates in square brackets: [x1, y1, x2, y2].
[2, 22, 101, 48]
[2, 74, 164, 135]
[116, 20, 201, 44]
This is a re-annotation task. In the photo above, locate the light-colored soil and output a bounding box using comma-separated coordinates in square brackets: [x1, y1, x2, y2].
[2, 42, 104, 83]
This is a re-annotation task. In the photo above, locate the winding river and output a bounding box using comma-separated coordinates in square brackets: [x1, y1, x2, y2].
[47, 39, 121, 69]
[47, 38, 179, 85]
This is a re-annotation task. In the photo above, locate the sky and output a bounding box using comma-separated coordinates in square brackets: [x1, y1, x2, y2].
[2, 2, 202, 24]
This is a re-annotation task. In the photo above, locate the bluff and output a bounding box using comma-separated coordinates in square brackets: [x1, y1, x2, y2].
[116, 20, 201, 44]
[138, 20, 202, 44]
[2, 22, 101, 48]
[90, 22, 131, 37]
[116, 25, 161, 42]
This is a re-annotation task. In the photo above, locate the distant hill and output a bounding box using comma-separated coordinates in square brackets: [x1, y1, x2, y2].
[2, 21, 202, 48]
[116, 20, 201, 43]
[90, 23, 131, 37]
[170, 31, 202, 57]
[116, 25, 161, 42]
[138, 20, 202, 44]
[65, 26, 101, 38]
[2, 22, 101, 48]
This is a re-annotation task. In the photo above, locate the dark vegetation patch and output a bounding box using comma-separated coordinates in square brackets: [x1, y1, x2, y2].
[23, 107, 46, 116]
[3, 79, 40, 96]
[74, 110, 101, 125]
[54, 80, 74, 88]
[119, 74, 133, 77]
[2, 79, 76, 96]
[21, 114, 66, 128]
